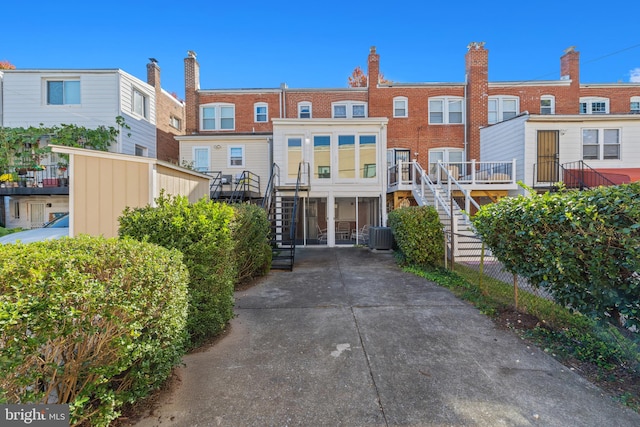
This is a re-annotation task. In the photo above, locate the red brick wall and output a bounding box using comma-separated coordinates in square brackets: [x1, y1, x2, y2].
[196, 92, 281, 133]
[284, 91, 368, 119]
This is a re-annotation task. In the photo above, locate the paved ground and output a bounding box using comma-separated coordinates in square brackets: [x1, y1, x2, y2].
[130, 247, 640, 427]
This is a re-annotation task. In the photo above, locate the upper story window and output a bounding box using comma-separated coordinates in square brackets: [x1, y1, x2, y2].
[229, 146, 245, 167]
[429, 97, 463, 124]
[630, 97, 640, 114]
[298, 102, 312, 118]
[488, 96, 519, 124]
[580, 97, 609, 114]
[254, 103, 268, 123]
[134, 144, 147, 157]
[582, 128, 620, 160]
[46, 79, 80, 105]
[201, 103, 235, 130]
[332, 101, 367, 118]
[133, 88, 148, 118]
[540, 95, 555, 115]
[170, 116, 182, 130]
[393, 97, 408, 118]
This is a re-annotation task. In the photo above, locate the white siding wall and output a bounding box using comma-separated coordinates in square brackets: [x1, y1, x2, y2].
[118, 72, 157, 158]
[480, 115, 527, 182]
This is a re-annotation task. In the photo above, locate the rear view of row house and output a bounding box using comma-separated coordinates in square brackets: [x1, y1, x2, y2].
[178, 44, 640, 247]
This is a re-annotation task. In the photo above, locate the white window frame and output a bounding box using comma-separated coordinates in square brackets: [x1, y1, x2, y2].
[580, 97, 609, 115]
[45, 78, 80, 105]
[488, 96, 519, 124]
[134, 144, 147, 157]
[582, 128, 620, 160]
[170, 116, 181, 130]
[298, 102, 312, 118]
[630, 96, 640, 114]
[254, 102, 268, 123]
[429, 97, 464, 124]
[540, 95, 555, 115]
[132, 88, 148, 118]
[228, 145, 245, 168]
[192, 146, 210, 172]
[332, 101, 368, 118]
[393, 96, 408, 118]
[200, 103, 236, 131]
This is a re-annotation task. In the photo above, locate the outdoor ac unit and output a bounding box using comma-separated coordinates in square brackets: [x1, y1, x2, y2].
[368, 227, 393, 250]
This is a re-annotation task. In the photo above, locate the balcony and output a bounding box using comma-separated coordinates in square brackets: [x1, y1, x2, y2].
[0, 164, 69, 196]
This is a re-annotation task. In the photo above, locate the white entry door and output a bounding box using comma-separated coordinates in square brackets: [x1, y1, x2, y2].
[30, 203, 45, 228]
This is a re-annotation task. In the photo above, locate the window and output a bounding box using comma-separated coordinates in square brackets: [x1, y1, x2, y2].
[359, 135, 376, 178]
[254, 103, 268, 123]
[332, 101, 368, 118]
[580, 97, 609, 114]
[540, 95, 555, 115]
[582, 128, 620, 160]
[428, 149, 464, 179]
[170, 116, 182, 130]
[287, 137, 303, 179]
[192, 147, 210, 171]
[133, 89, 148, 118]
[393, 97, 408, 118]
[488, 96, 519, 124]
[298, 102, 312, 118]
[134, 144, 147, 157]
[338, 135, 356, 178]
[201, 104, 235, 130]
[46, 80, 80, 105]
[429, 97, 464, 124]
[229, 146, 244, 167]
[10, 199, 19, 219]
[631, 97, 640, 114]
[314, 135, 330, 179]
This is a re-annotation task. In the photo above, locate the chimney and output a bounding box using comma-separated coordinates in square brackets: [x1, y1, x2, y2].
[184, 50, 200, 134]
[465, 42, 488, 162]
[367, 46, 380, 88]
[560, 46, 580, 114]
[146, 58, 161, 91]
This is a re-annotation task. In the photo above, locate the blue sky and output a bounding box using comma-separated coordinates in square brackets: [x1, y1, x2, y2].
[3, 1, 640, 100]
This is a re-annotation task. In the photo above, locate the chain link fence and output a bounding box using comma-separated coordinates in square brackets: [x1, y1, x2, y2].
[444, 230, 553, 301]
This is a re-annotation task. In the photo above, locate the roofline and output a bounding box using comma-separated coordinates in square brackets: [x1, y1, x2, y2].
[526, 113, 640, 122]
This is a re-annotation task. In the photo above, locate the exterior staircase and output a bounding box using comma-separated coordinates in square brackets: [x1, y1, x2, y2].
[409, 162, 489, 263]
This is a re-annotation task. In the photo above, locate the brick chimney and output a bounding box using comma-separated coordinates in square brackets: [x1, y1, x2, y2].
[367, 46, 380, 88]
[184, 50, 200, 134]
[147, 58, 161, 91]
[560, 46, 580, 114]
[465, 42, 488, 162]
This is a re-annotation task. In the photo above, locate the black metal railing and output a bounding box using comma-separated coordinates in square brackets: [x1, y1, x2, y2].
[533, 160, 616, 190]
[0, 164, 69, 190]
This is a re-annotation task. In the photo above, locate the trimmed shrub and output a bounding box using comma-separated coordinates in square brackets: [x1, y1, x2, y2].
[388, 206, 444, 267]
[0, 236, 189, 426]
[472, 183, 640, 330]
[119, 194, 236, 349]
[230, 203, 272, 287]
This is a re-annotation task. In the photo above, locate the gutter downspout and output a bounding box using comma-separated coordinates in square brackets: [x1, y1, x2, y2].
[464, 72, 468, 162]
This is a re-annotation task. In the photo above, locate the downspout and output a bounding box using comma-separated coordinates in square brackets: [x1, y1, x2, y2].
[464, 72, 468, 162]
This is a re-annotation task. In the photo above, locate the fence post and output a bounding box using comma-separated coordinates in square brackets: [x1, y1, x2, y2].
[450, 192, 455, 271]
[479, 241, 485, 295]
[513, 274, 519, 310]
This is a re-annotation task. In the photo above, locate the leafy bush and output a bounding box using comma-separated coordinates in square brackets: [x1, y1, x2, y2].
[388, 206, 444, 267]
[0, 236, 189, 426]
[230, 203, 272, 287]
[472, 183, 640, 330]
[119, 193, 236, 349]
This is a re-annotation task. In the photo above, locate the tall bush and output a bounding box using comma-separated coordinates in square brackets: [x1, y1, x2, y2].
[388, 205, 444, 267]
[119, 194, 236, 348]
[0, 236, 189, 426]
[472, 183, 640, 330]
[230, 203, 272, 286]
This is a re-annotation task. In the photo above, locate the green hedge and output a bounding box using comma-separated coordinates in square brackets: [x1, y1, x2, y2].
[388, 205, 444, 267]
[230, 203, 272, 287]
[119, 194, 236, 349]
[472, 183, 640, 330]
[0, 236, 189, 427]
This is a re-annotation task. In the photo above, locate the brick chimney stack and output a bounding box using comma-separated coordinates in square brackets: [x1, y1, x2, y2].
[147, 58, 161, 90]
[367, 46, 380, 88]
[184, 50, 200, 134]
[465, 42, 488, 162]
[560, 46, 580, 114]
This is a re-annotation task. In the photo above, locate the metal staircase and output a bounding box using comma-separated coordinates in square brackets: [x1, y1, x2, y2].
[262, 163, 304, 271]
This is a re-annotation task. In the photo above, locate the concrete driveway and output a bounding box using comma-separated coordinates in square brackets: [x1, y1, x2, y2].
[130, 247, 640, 427]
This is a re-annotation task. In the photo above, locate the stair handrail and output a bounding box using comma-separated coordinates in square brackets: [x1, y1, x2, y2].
[435, 161, 480, 223]
[409, 161, 451, 218]
[202, 170, 223, 200]
[261, 163, 280, 210]
[562, 160, 616, 189]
